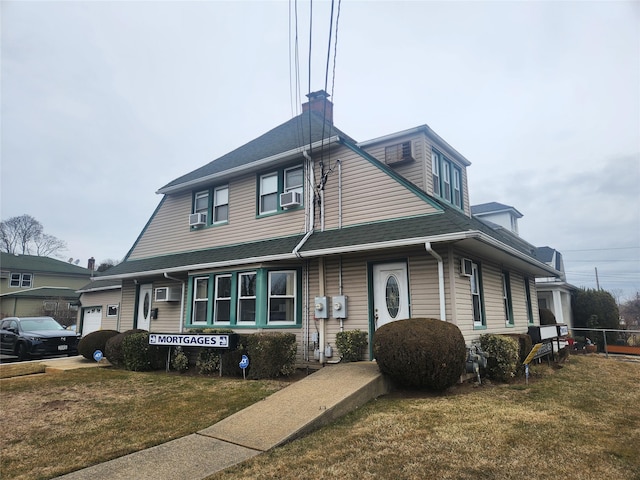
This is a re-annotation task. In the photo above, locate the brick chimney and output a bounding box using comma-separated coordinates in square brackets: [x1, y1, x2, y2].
[302, 90, 333, 124]
[87, 257, 95, 271]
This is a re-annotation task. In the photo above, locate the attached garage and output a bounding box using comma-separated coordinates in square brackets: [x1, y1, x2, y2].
[82, 307, 102, 336]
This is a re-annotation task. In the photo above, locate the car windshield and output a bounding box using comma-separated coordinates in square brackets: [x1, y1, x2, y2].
[20, 318, 65, 332]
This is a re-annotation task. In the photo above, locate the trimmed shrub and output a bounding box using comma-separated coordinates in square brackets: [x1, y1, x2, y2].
[373, 318, 466, 391]
[196, 348, 221, 375]
[505, 333, 533, 368]
[171, 346, 189, 373]
[105, 329, 147, 368]
[244, 332, 297, 379]
[479, 334, 520, 382]
[122, 332, 166, 371]
[77, 330, 119, 360]
[335, 330, 368, 362]
[539, 308, 556, 325]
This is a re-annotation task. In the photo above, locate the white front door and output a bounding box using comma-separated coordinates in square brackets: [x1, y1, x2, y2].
[373, 262, 410, 329]
[137, 284, 153, 331]
[82, 307, 102, 336]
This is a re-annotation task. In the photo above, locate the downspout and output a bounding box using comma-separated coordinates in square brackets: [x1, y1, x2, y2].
[337, 159, 342, 229]
[164, 272, 186, 333]
[425, 242, 446, 321]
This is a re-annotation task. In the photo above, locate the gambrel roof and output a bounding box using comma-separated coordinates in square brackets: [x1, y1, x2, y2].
[158, 110, 354, 194]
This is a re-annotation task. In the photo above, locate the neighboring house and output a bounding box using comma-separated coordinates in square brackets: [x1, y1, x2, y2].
[534, 246, 576, 327]
[76, 278, 123, 336]
[92, 91, 561, 363]
[0, 252, 93, 325]
[471, 203, 575, 327]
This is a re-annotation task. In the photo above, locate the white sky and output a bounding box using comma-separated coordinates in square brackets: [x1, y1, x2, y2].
[2, 1, 639, 301]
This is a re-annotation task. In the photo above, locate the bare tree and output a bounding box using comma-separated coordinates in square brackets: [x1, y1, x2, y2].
[0, 214, 67, 257]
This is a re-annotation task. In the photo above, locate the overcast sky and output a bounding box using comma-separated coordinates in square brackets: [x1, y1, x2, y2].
[2, 1, 639, 301]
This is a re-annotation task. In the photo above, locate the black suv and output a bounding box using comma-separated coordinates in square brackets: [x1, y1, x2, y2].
[0, 317, 81, 361]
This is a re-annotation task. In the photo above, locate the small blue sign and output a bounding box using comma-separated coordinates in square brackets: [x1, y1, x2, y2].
[239, 354, 249, 369]
[93, 350, 103, 362]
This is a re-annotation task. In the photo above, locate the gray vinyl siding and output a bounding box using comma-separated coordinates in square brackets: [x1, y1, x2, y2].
[148, 278, 186, 333]
[120, 281, 137, 331]
[361, 136, 427, 190]
[129, 171, 307, 260]
[319, 145, 440, 231]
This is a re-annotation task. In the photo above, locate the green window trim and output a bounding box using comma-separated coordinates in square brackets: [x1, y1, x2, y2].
[190, 184, 229, 229]
[185, 268, 302, 329]
[256, 163, 304, 217]
[502, 271, 514, 326]
[432, 148, 464, 211]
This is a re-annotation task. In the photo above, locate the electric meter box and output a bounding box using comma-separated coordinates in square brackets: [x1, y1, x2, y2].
[314, 296, 328, 318]
[332, 295, 348, 319]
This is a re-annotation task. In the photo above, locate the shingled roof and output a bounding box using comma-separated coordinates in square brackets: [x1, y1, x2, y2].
[158, 109, 354, 193]
[0, 252, 91, 276]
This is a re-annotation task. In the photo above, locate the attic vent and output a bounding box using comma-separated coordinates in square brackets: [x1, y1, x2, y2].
[385, 141, 414, 165]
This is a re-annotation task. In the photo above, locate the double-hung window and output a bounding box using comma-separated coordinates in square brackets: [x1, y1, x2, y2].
[268, 271, 296, 324]
[192, 277, 209, 324]
[284, 166, 303, 197]
[237, 272, 257, 323]
[213, 186, 229, 224]
[502, 271, 514, 326]
[10, 273, 32, 288]
[214, 274, 231, 324]
[432, 149, 463, 210]
[193, 191, 209, 223]
[259, 173, 278, 214]
[470, 262, 485, 328]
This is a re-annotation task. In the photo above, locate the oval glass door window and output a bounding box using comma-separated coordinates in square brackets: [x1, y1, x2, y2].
[385, 275, 400, 318]
[143, 292, 150, 319]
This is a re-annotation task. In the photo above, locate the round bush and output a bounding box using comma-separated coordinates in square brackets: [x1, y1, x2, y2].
[479, 334, 520, 382]
[335, 330, 368, 362]
[373, 318, 466, 391]
[105, 329, 147, 368]
[77, 330, 119, 360]
[122, 332, 166, 371]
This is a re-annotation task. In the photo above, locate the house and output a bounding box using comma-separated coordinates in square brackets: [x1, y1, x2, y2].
[0, 252, 93, 325]
[93, 91, 561, 363]
[471, 203, 575, 327]
[534, 246, 576, 327]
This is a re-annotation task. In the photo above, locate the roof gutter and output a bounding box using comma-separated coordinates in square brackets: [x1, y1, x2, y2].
[157, 136, 342, 195]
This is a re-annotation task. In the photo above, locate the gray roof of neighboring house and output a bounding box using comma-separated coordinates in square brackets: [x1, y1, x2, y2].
[77, 278, 122, 293]
[536, 246, 564, 271]
[0, 252, 92, 276]
[158, 110, 354, 193]
[0, 286, 80, 299]
[471, 202, 523, 218]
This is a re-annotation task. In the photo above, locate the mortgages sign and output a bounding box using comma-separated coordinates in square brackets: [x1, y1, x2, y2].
[149, 333, 238, 349]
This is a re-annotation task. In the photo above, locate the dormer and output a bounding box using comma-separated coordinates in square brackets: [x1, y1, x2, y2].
[358, 125, 472, 216]
[471, 202, 523, 236]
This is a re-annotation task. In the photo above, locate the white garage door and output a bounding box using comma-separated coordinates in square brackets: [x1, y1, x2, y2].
[82, 307, 102, 336]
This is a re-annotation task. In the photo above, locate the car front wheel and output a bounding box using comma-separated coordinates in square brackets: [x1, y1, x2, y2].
[16, 343, 30, 361]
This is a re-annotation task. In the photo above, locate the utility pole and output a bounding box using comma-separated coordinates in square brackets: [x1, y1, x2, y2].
[595, 267, 601, 290]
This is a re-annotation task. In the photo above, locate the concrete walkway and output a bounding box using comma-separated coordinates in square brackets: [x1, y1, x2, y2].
[54, 361, 391, 480]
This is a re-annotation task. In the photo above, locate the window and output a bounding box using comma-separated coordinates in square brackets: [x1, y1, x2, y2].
[385, 142, 412, 165]
[453, 169, 462, 208]
[192, 277, 209, 324]
[431, 149, 463, 210]
[442, 161, 451, 202]
[470, 262, 485, 328]
[524, 277, 534, 325]
[432, 152, 441, 196]
[258, 164, 304, 215]
[259, 173, 278, 214]
[238, 272, 257, 323]
[268, 271, 296, 324]
[284, 166, 303, 196]
[213, 186, 229, 224]
[107, 305, 119, 317]
[502, 271, 514, 326]
[214, 275, 231, 324]
[10, 273, 32, 288]
[193, 190, 209, 221]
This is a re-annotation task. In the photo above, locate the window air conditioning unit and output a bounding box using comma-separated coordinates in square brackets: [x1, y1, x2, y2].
[189, 213, 206, 227]
[155, 287, 181, 302]
[460, 258, 473, 277]
[280, 191, 302, 209]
